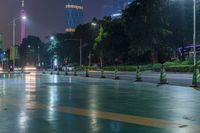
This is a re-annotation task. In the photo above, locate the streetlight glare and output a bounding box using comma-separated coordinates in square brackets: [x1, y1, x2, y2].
[50, 36, 54, 40]
[22, 15, 27, 20]
[91, 22, 97, 26]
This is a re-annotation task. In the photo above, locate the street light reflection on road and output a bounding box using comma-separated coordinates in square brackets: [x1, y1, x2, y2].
[25, 73, 36, 92]
[47, 75, 58, 121]
[24, 66, 37, 71]
[88, 85, 100, 132]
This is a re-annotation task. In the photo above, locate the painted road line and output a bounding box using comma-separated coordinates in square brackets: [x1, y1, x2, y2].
[3, 99, 200, 131]
[24, 102, 200, 131]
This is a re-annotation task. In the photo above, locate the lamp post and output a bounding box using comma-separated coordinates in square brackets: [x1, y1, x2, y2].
[80, 39, 82, 67]
[12, 17, 16, 70]
[192, 0, 199, 86]
[12, 15, 27, 70]
[193, 0, 196, 66]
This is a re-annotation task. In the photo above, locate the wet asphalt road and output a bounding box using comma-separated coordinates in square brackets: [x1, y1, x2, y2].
[0, 73, 199, 132]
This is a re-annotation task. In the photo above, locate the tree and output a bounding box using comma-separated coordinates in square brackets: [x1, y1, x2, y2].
[20, 36, 44, 67]
[94, 25, 107, 67]
[93, 17, 129, 65]
[123, 0, 171, 64]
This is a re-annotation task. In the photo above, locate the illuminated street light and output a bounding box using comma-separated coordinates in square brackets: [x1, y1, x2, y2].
[91, 22, 97, 26]
[22, 15, 27, 20]
[50, 36, 55, 41]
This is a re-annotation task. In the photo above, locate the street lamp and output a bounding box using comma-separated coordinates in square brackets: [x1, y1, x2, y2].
[22, 15, 27, 20]
[50, 36, 55, 41]
[91, 22, 97, 26]
[192, 0, 199, 86]
[193, 0, 196, 66]
[12, 15, 27, 70]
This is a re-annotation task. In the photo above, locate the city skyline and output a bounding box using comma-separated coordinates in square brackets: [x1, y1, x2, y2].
[0, 0, 113, 48]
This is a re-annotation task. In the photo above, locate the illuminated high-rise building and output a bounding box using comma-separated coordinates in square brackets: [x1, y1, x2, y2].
[112, 0, 134, 18]
[20, 0, 26, 43]
[65, 0, 83, 32]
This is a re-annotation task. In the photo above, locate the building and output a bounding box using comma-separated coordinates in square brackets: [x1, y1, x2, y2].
[111, 0, 134, 18]
[65, 0, 84, 32]
[20, 0, 26, 43]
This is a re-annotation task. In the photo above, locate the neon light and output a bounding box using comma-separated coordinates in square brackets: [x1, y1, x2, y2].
[65, 28, 76, 32]
[65, 5, 83, 10]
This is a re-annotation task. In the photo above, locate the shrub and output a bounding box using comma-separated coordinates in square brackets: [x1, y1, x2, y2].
[173, 59, 181, 64]
[197, 60, 200, 65]
[181, 60, 193, 65]
[103, 66, 137, 71]
[163, 61, 176, 67]
[145, 64, 153, 70]
[181, 60, 190, 65]
[77, 66, 97, 70]
[152, 63, 162, 71]
[166, 65, 194, 72]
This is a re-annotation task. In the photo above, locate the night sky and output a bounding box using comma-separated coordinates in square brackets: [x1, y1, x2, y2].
[0, 0, 113, 48]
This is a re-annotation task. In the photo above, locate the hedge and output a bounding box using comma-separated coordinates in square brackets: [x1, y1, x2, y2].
[103, 66, 137, 71]
[77, 66, 97, 70]
[77, 64, 198, 73]
[166, 65, 194, 72]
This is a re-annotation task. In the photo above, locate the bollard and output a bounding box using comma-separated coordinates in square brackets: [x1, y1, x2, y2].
[159, 64, 168, 84]
[192, 65, 200, 87]
[57, 70, 60, 75]
[114, 68, 120, 80]
[101, 69, 106, 78]
[74, 69, 77, 76]
[50, 71, 53, 75]
[65, 70, 68, 75]
[135, 66, 142, 82]
[86, 68, 89, 77]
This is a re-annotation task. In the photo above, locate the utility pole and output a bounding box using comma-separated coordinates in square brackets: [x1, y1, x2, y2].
[80, 39, 82, 67]
[193, 0, 196, 66]
[13, 17, 16, 70]
[89, 52, 91, 66]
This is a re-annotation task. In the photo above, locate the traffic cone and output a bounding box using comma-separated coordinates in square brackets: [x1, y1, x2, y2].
[159, 64, 168, 84]
[192, 65, 200, 87]
[101, 69, 106, 78]
[115, 68, 120, 80]
[74, 69, 77, 76]
[135, 66, 142, 82]
[86, 68, 89, 77]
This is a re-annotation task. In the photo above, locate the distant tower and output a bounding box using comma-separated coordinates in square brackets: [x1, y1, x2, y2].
[20, 0, 26, 43]
[65, 0, 83, 32]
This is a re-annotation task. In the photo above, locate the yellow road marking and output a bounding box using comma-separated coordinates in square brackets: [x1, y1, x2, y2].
[26, 102, 200, 131]
[2, 99, 200, 132]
